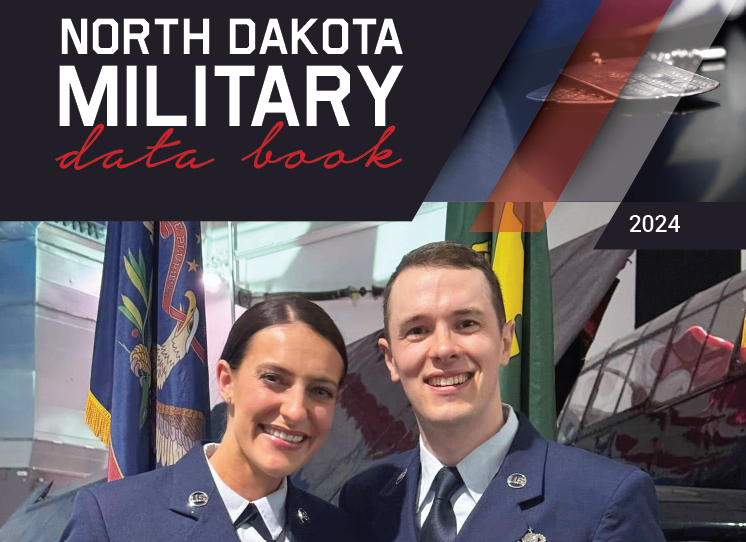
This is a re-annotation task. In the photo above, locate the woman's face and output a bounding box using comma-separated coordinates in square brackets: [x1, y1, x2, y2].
[224, 321, 344, 482]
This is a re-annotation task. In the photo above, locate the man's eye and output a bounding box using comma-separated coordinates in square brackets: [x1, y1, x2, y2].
[458, 320, 478, 329]
[407, 327, 426, 336]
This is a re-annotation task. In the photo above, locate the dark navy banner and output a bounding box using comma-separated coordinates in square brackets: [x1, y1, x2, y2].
[87, 221, 210, 479]
[5, 1, 540, 219]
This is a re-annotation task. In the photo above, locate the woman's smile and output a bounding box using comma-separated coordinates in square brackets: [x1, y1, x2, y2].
[259, 423, 311, 451]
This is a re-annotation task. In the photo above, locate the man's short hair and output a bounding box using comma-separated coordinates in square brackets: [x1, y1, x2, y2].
[383, 241, 507, 339]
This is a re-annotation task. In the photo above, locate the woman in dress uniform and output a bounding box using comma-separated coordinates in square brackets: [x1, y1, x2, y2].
[62, 296, 365, 542]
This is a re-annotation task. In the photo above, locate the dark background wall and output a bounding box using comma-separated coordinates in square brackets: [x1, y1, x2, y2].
[636, 250, 741, 327]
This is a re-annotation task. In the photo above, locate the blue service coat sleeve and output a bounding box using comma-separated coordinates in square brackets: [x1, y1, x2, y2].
[60, 488, 111, 542]
[592, 469, 666, 542]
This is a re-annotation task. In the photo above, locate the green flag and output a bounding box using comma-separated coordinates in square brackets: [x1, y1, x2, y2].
[445, 202, 556, 441]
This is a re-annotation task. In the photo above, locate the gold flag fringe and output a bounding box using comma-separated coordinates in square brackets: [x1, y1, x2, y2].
[85, 391, 112, 446]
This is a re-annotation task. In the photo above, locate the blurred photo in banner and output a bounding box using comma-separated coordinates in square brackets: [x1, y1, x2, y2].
[85, 221, 209, 480]
[445, 203, 556, 440]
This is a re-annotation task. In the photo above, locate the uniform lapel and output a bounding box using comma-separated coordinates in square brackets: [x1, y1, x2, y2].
[456, 415, 548, 542]
[285, 480, 325, 542]
[167, 442, 239, 542]
[373, 449, 421, 542]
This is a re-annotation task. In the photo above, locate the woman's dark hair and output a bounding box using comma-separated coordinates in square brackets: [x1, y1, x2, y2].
[219, 296, 348, 382]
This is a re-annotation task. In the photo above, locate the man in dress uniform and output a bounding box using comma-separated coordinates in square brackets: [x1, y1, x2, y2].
[339, 241, 666, 542]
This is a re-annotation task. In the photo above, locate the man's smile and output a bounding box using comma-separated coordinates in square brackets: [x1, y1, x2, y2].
[424, 372, 474, 388]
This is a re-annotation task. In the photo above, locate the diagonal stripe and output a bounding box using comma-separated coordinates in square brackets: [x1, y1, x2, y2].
[469, 202, 556, 233]
[482, 0, 677, 225]
[426, 0, 604, 202]
[560, 2, 736, 202]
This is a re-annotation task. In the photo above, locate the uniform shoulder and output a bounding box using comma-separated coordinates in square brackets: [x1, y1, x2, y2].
[85, 464, 175, 509]
[546, 441, 647, 492]
[539, 442, 664, 540]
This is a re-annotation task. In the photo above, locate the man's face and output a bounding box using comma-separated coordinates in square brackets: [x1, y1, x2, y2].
[380, 266, 515, 433]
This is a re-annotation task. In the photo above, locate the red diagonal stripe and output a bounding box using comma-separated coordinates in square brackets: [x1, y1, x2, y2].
[470, 202, 557, 233]
[480, 0, 676, 231]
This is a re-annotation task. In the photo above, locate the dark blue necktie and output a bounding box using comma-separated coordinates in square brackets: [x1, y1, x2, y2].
[420, 467, 463, 542]
[233, 503, 274, 542]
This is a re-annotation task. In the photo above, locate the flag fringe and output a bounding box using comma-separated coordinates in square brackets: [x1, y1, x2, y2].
[85, 391, 112, 446]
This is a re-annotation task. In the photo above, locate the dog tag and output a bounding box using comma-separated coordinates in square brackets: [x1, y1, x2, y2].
[562, 57, 719, 99]
[526, 80, 614, 104]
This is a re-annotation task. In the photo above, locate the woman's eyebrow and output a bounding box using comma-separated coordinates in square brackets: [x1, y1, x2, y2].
[256, 363, 339, 388]
[307, 376, 340, 389]
[255, 363, 292, 376]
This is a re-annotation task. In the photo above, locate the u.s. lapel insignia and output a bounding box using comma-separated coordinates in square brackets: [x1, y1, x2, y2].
[396, 469, 407, 485]
[297, 508, 310, 524]
[188, 491, 209, 507]
[520, 528, 546, 542]
[507, 473, 527, 489]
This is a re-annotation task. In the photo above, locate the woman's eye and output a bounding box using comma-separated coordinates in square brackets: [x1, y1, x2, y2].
[310, 387, 335, 399]
[261, 373, 283, 385]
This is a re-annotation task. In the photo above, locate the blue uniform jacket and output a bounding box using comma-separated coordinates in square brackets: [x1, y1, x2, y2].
[61, 442, 364, 542]
[339, 414, 666, 542]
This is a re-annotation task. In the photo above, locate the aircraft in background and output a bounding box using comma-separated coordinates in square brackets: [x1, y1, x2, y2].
[559, 269, 745, 489]
[558, 269, 746, 540]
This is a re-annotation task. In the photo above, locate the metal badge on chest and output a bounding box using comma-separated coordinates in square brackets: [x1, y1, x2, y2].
[507, 473, 527, 489]
[520, 528, 546, 542]
[506, 474, 546, 541]
[188, 491, 209, 508]
[297, 507, 310, 525]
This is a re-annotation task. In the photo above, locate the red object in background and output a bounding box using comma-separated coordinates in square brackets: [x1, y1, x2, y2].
[571, 324, 746, 490]
[654, 326, 734, 391]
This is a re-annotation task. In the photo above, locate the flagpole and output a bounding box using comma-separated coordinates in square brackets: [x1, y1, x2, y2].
[228, 221, 236, 324]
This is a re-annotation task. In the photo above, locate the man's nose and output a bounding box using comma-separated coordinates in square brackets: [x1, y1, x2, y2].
[429, 324, 459, 361]
[279, 385, 308, 425]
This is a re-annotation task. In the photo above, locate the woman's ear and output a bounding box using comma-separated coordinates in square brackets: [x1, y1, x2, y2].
[216, 359, 234, 406]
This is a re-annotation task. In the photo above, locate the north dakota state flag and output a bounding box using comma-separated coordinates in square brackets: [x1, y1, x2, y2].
[86, 221, 210, 480]
[445, 203, 556, 441]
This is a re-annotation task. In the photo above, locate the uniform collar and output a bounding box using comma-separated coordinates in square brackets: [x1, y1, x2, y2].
[167, 441, 323, 542]
[203, 442, 287, 540]
[417, 404, 519, 511]
[168, 441, 221, 518]
[456, 412, 548, 542]
[373, 449, 422, 542]
[375, 412, 548, 542]
[167, 441, 237, 542]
